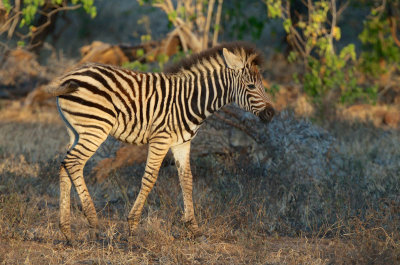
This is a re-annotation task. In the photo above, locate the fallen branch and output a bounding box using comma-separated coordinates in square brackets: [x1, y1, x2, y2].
[213, 112, 259, 143]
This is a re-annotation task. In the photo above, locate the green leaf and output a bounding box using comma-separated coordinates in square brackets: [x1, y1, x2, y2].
[3, 0, 13, 12]
[123, 60, 149, 72]
[156, 53, 169, 70]
[266, 0, 282, 18]
[90, 6, 96, 18]
[333, 26, 341, 41]
[283, 18, 291, 34]
[339, 44, 356, 61]
[167, 10, 177, 22]
[298, 21, 306, 29]
[140, 34, 151, 42]
[288, 51, 297, 63]
[136, 48, 144, 57]
[20, 18, 26, 27]
[17, 40, 25, 47]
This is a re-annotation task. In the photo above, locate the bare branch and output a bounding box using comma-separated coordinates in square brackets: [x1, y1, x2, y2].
[284, 0, 307, 58]
[8, 0, 21, 39]
[144, 0, 218, 53]
[336, 0, 349, 18]
[2, 1, 82, 51]
[0, 41, 11, 61]
[212, 0, 223, 47]
[375, 0, 387, 19]
[203, 0, 215, 50]
[195, 0, 206, 35]
[389, 16, 400, 48]
[27, 4, 82, 50]
[289, 25, 307, 58]
[0, 12, 21, 36]
[328, 0, 337, 55]
[165, 0, 175, 13]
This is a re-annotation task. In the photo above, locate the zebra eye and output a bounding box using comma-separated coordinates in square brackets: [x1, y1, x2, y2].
[247, 84, 256, 89]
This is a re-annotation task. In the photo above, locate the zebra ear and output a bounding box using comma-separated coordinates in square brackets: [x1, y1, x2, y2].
[223, 48, 244, 70]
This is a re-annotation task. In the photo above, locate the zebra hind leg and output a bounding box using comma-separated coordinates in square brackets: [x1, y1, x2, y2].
[60, 133, 108, 243]
[59, 163, 73, 243]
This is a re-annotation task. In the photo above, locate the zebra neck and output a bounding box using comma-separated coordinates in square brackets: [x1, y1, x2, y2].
[175, 67, 232, 124]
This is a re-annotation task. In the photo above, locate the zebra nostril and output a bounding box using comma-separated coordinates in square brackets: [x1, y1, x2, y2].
[267, 106, 275, 118]
[259, 106, 275, 123]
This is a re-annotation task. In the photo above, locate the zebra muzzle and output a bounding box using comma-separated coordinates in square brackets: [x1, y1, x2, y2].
[259, 106, 275, 123]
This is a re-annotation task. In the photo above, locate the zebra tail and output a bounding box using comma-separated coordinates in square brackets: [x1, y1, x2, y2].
[46, 79, 79, 97]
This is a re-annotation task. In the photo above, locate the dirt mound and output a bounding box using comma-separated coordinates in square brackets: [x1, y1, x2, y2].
[338, 104, 400, 128]
[0, 49, 46, 98]
[79, 37, 181, 65]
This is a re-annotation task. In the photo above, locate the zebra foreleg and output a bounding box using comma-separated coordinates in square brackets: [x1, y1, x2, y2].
[171, 141, 201, 237]
[127, 142, 170, 237]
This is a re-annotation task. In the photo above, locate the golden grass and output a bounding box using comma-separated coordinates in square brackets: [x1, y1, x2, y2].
[0, 100, 62, 125]
[0, 101, 399, 264]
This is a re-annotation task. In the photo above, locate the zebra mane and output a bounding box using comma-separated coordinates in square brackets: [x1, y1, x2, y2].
[164, 42, 264, 74]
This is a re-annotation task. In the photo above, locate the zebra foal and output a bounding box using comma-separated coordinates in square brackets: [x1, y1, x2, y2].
[49, 42, 275, 243]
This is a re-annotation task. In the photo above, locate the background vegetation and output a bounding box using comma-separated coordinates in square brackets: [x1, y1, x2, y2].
[0, 0, 399, 264]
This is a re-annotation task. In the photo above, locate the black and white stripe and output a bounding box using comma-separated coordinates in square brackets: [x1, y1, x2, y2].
[50, 42, 275, 243]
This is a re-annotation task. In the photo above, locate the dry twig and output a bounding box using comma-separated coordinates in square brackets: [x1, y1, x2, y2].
[213, 112, 259, 143]
[203, 0, 215, 50]
[150, 0, 223, 52]
[389, 16, 400, 48]
[1, 1, 81, 51]
[212, 0, 223, 46]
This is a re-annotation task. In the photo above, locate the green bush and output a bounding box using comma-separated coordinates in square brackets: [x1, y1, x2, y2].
[265, 0, 379, 107]
[359, 9, 400, 76]
[2, 0, 97, 49]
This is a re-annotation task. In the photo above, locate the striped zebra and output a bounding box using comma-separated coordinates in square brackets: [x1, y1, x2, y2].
[49, 42, 275, 243]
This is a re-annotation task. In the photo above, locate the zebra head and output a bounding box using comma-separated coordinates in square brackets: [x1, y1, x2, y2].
[223, 47, 275, 123]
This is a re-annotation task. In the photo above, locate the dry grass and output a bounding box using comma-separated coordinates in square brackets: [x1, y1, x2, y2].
[0, 100, 399, 264]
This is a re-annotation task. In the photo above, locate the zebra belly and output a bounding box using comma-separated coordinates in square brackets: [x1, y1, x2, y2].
[110, 112, 201, 146]
[109, 113, 150, 145]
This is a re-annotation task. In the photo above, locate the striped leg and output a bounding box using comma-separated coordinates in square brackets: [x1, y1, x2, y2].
[59, 127, 78, 242]
[128, 142, 170, 236]
[59, 164, 73, 242]
[60, 133, 108, 243]
[171, 141, 200, 236]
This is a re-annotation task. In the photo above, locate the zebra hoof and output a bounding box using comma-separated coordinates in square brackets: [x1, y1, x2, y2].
[195, 235, 208, 243]
[127, 228, 138, 242]
[63, 238, 75, 247]
[88, 228, 99, 242]
[61, 233, 74, 246]
[60, 224, 72, 243]
[183, 220, 201, 238]
[188, 227, 204, 241]
[127, 235, 140, 249]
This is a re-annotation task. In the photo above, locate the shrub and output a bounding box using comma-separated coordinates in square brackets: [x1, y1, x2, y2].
[359, 8, 400, 76]
[265, 0, 379, 107]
